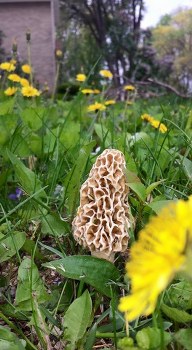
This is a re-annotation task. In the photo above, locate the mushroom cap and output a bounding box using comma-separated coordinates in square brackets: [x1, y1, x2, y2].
[72, 149, 131, 261]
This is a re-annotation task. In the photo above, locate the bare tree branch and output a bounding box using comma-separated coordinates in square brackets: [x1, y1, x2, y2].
[148, 78, 191, 98]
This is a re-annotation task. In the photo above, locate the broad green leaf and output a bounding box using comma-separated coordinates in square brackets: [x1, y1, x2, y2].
[174, 329, 192, 350]
[124, 169, 146, 201]
[21, 107, 44, 130]
[63, 290, 92, 350]
[0, 231, 26, 263]
[64, 141, 95, 214]
[181, 156, 192, 181]
[44, 255, 120, 298]
[124, 152, 138, 174]
[125, 169, 141, 183]
[161, 303, 192, 322]
[94, 123, 112, 147]
[164, 281, 192, 310]
[59, 121, 80, 148]
[41, 212, 68, 237]
[7, 150, 46, 199]
[146, 179, 166, 196]
[128, 131, 151, 146]
[8, 133, 30, 157]
[0, 99, 15, 115]
[22, 239, 45, 260]
[0, 114, 18, 145]
[147, 200, 173, 214]
[128, 182, 146, 202]
[136, 327, 171, 349]
[27, 133, 42, 156]
[15, 257, 49, 311]
[0, 326, 26, 349]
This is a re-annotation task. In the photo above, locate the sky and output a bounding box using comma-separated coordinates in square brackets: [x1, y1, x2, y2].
[142, 0, 192, 28]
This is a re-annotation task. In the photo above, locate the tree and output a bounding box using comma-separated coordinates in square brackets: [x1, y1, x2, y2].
[152, 8, 192, 92]
[59, 0, 146, 85]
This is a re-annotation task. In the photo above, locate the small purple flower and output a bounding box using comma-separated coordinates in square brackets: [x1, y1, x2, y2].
[8, 188, 23, 201]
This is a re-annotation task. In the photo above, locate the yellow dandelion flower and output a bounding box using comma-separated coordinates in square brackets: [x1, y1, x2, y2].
[19, 78, 30, 87]
[119, 196, 192, 322]
[105, 99, 116, 105]
[8, 73, 21, 82]
[99, 69, 113, 79]
[93, 89, 101, 94]
[0, 62, 16, 72]
[81, 88, 94, 95]
[150, 119, 161, 128]
[141, 114, 167, 133]
[4, 87, 17, 96]
[124, 85, 135, 91]
[21, 85, 40, 97]
[87, 102, 106, 112]
[76, 73, 86, 82]
[159, 123, 168, 133]
[21, 64, 31, 74]
[141, 113, 154, 122]
[150, 119, 167, 133]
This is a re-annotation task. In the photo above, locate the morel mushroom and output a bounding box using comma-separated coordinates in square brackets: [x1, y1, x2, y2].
[72, 149, 133, 262]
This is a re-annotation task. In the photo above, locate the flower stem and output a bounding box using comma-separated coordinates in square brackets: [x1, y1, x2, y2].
[52, 61, 60, 101]
[27, 40, 33, 85]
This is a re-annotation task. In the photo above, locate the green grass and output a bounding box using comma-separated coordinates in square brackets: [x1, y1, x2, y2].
[0, 87, 192, 350]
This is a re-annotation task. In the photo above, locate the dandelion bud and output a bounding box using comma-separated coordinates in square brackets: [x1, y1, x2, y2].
[12, 39, 17, 54]
[26, 30, 31, 42]
[56, 50, 62, 58]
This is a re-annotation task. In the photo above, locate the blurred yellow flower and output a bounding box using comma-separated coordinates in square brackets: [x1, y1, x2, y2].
[150, 119, 167, 133]
[141, 113, 167, 133]
[87, 102, 106, 112]
[8, 73, 21, 82]
[141, 113, 154, 122]
[0, 62, 16, 72]
[81, 88, 94, 94]
[99, 69, 113, 79]
[21, 85, 40, 97]
[93, 89, 100, 94]
[56, 49, 62, 57]
[105, 99, 116, 105]
[76, 73, 86, 82]
[19, 78, 30, 87]
[124, 85, 135, 91]
[10, 59, 17, 65]
[119, 196, 192, 322]
[21, 64, 31, 74]
[4, 87, 17, 96]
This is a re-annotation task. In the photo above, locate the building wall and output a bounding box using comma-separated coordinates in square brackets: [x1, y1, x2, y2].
[0, 1, 56, 88]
